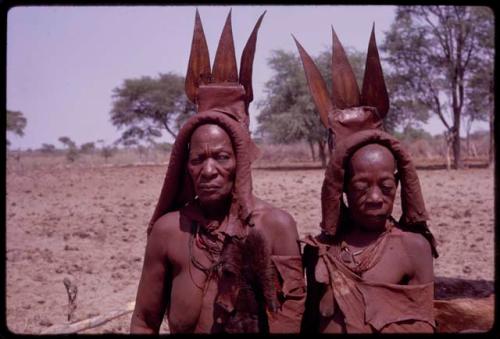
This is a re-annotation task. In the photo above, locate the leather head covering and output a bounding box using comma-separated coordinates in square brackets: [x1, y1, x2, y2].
[148, 10, 265, 234]
[294, 24, 389, 152]
[295, 25, 438, 257]
[320, 130, 434, 247]
[148, 111, 255, 235]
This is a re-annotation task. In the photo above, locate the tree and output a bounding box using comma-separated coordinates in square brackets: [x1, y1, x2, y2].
[257, 50, 324, 164]
[393, 125, 433, 142]
[381, 6, 494, 169]
[96, 139, 115, 162]
[58, 136, 76, 149]
[464, 70, 490, 157]
[110, 72, 196, 146]
[58, 136, 78, 162]
[80, 142, 96, 154]
[40, 143, 56, 154]
[7, 110, 27, 146]
[464, 7, 494, 164]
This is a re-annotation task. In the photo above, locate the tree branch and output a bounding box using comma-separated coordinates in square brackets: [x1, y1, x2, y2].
[422, 7, 450, 59]
[429, 83, 451, 131]
[163, 121, 177, 139]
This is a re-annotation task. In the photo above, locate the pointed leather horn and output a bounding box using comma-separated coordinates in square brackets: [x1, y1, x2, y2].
[185, 9, 212, 103]
[239, 11, 266, 105]
[361, 24, 389, 118]
[331, 26, 360, 109]
[293, 36, 333, 128]
[212, 10, 238, 83]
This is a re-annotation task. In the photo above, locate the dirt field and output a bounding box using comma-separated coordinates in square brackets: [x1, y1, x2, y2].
[5, 160, 494, 334]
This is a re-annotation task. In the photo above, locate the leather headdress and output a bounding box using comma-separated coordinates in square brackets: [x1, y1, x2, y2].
[293, 25, 389, 152]
[148, 10, 265, 234]
[294, 26, 437, 257]
[185, 9, 265, 128]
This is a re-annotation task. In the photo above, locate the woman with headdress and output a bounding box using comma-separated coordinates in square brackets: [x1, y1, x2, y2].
[130, 10, 305, 334]
[294, 26, 438, 333]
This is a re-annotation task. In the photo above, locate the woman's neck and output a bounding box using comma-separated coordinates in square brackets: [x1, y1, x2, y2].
[343, 219, 389, 249]
[199, 196, 232, 222]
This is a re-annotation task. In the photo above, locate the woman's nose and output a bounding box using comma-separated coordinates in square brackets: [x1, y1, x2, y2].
[366, 186, 383, 204]
[200, 159, 217, 179]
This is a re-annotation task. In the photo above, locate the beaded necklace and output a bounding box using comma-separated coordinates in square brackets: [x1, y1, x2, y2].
[188, 219, 227, 292]
[334, 218, 394, 276]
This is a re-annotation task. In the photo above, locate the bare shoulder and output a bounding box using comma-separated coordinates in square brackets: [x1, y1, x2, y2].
[252, 197, 300, 256]
[147, 211, 185, 253]
[253, 197, 298, 235]
[149, 211, 181, 238]
[399, 230, 433, 258]
[397, 229, 434, 284]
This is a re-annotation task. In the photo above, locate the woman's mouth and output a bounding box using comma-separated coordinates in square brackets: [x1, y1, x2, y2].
[198, 184, 220, 192]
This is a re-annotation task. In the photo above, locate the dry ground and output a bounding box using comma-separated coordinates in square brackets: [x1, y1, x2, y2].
[5, 159, 495, 334]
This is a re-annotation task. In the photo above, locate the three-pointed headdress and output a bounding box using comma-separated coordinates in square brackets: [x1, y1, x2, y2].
[185, 9, 265, 129]
[294, 25, 389, 152]
[148, 10, 265, 235]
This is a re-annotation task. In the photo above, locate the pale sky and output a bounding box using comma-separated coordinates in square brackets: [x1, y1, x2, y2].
[6, 5, 488, 150]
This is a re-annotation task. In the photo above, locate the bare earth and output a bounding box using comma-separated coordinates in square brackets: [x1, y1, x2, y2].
[6, 164, 495, 334]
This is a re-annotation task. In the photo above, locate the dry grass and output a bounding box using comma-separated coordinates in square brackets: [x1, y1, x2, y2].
[8, 132, 490, 171]
[6, 148, 169, 174]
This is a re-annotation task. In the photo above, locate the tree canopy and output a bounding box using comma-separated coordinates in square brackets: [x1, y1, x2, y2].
[58, 136, 79, 162]
[7, 110, 27, 146]
[80, 142, 96, 153]
[381, 6, 494, 168]
[40, 143, 56, 154]
[58, 136, 76, 149]
[110, 72, 195, 146]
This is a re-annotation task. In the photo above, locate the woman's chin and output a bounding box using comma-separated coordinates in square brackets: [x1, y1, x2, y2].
[198, 193, 230, 208]
[356, 215, 388, 231]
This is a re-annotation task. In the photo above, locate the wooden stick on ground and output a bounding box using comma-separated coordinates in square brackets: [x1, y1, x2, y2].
[63, 278, 78, 322]
[40, 301, 135, 334]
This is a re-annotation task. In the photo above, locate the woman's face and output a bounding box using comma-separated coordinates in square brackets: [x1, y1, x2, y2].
[345, 144, 397, 232]
[188, 124, 236, 208]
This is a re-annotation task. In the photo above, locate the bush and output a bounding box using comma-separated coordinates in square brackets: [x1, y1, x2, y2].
[40, 143, 57, 154]
[66, 147, 79, 162]
[101, 146, 115, 161]
[80, 142, 96, 154]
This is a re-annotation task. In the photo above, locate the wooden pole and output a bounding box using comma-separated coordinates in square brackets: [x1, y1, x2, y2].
[40, 301, 135, 334]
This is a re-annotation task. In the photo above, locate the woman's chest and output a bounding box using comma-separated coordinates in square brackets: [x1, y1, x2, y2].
[356, 237, 412, 284]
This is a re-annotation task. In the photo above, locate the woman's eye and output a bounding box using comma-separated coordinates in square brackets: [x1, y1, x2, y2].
[353, 182, 368, 191]
[190, 156, 203, 165]
[216, 153, 230, 161]
[380, 180, 395, 192]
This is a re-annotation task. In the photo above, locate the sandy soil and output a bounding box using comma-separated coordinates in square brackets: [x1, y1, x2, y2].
[5, 164, 494, 334]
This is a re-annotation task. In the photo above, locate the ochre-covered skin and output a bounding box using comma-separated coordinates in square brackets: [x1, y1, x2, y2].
[296, 25, 437, 333]
[130, 118, 305, 333]
[131, 198, 305, 333]
[302, 229, 435, 333]
[301, 131, 437, 333]
[131, 10, 305, 333]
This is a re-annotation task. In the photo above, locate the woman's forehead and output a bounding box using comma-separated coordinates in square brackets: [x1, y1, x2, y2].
[189, 124, 233, 151]
[191, 124, 231, 143]
[349, 144, 396, 172]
